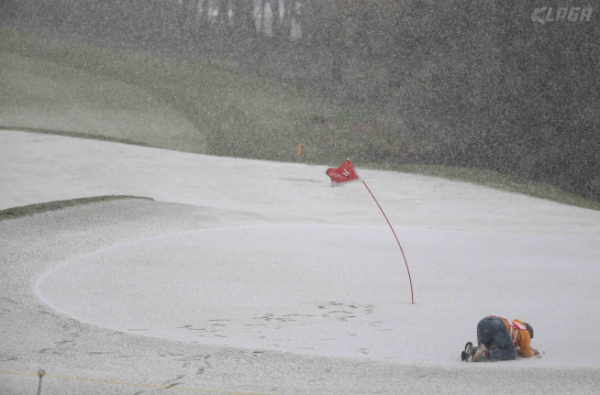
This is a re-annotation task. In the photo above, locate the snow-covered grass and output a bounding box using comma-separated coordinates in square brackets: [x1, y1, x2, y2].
[384, 163, 600, 212]
[2, 26, 598, 211]
[1, 24, 599, 395]
[0, 28, 600, 210]
[35, 224, 600, 367]
[1, 129, 600, 394]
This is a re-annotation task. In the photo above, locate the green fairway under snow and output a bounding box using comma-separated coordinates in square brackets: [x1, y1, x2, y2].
[1, 27, 598, 212]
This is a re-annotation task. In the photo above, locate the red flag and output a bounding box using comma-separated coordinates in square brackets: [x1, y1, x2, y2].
[325, 158, 415, 303]
[326, 160, 361, 187]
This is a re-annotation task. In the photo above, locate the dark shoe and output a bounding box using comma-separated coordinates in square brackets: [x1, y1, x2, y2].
[461, 342, 474, 362]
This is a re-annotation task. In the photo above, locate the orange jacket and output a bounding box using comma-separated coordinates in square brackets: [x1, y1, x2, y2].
[497, 317, 533, 358]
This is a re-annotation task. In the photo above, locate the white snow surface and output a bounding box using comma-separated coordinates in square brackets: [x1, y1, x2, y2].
[1, 129, 600, 394]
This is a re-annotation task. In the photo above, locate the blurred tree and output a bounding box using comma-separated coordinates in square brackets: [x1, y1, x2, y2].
[281, 0, 298, 40]
[232, 0, 255, 36]
[217, 0, 229, 25]
[181, 0, 199, 32]
[201, 0, 211, 24]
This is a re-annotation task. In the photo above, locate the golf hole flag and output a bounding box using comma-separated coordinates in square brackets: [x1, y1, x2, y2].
[325, 160, 361, 187]
[325, 159, 415, 304]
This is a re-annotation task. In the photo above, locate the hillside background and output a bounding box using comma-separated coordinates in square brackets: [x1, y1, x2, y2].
[1, 0, 598, 200]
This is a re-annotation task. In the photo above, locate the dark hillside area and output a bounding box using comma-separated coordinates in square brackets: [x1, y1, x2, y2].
[1, 0, 598, 200]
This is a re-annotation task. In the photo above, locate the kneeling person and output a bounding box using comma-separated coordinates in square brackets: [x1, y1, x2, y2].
[462, 316, 539, 362]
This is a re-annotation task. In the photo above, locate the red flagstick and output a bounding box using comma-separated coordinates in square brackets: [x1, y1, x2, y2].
[361, 180, 414, 304]
[326, 160, 414, 304]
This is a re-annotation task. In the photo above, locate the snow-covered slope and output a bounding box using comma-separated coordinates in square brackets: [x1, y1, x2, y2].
[1, 129, 599, 394]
